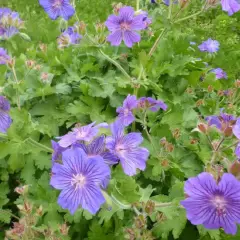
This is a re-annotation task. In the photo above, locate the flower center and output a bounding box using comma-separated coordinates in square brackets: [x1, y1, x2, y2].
[120, 22, 130, 31]
[116, 144, 125, 153]
[123, 108, 129, 116]
[212, 195, 227, 216]
[75, 128, 88, 139]
[53, 0, 63, 8]
[71, 173, 86, 189]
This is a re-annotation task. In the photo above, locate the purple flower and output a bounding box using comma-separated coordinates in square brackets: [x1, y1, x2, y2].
[163, 0, 178, 5]
[181, 172, 240, 235]
[221, 0, 240, 16]
[51, 140, 66, 162]
[106, 121, 149, 176]
[105, 6, 146, 47]
[198, 39, 220, 53]
[58, 122, 108, 148]
[138, 11, 152, 29]
[78, 135, 119, 165]
[211, 68, 227, 79]
[233, 118, 240, 139]
[0, 96, 12, 133]
[235, 143, 240, 158]
[50, 148, 110, 214]
[57, 26, 82, 48]
[116, 95, 138, 126]
[0, 48, 10, 65]
[138, 97, 167, 112]
[39, 0, 75, 20]
[0, 8, 23, 39]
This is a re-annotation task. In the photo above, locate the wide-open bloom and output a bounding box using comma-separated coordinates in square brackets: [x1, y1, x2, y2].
[39, 0, 75, 20]
[58, 122, 108, 148]
[211, 68, 227, 79]
[105, 6, 146, 47]
[206, 111, 236, 136]
[221, 0, 240, 16]
[181, 172, 240, 235]
[78, 135, 119, 165]
[106, 121, 149, 176]
[138, 97, 167, 112]
[0, 8, 24, 39]
[51, 148, 110, 214]
[116, 95, 138, 126]
[198, 39, 220, 53]
[0, 48, 10, 65]
[0, 96, 12, 133]
[57, 26, 82, 48]
[51, 140, 66, 162]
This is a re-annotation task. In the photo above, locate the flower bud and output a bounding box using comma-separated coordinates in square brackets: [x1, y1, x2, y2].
[36, 205, 43, 216]
[197, 123, 208, 133]
[145, 201, 155, 215]
[39, 43, 47, 53]
[25, 60, 35, 69]
[179, 0, 189, 8]
[14, 185, 29, 195]
[41, 72, 49, 82]
[7, 58, 15, 68]
[161, 159, 169, 168]
[134, 214, 146, 229]
[34, 64, 42, 71]
[112, 3, 123, 14]
[74, 21, 87, 35]
[60, 223, 69, 235]
[234, 80, 240, 88]
[229, 161, 240, 177]
[166, 143, 174, 152]
[207, 85, 213, 93]
[172, 128, 180, 139]
[196, 99, 204, 107]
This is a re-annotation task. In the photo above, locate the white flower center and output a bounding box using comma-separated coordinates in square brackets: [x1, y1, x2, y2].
[212, 195, 227, 216]
[123, 108, 129, 116]
[75, 129, 88, 139]
[71, 173, 86, 189]
[120, 22, 131, 31]
[53, 0, 63, 8]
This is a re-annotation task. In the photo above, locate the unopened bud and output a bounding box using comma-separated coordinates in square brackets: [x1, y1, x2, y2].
[229, 160, 240, 177]
[14, 185, 29, 195]
[75, 21, 87, 35]
[218, 90, 224, 96]
[160, 137, 167, 146]
[145, 201, 155, 215]
[60, 223, 69, 235]
[7, 58, 15, 68]
[41, 72, 49, 81]
[223, 126, 233, 137]
[161, 159, 169, 168]
[125, 228, 135, 240]
[172, 128, 180, 139]
[198, 123, 208, 133]
[95, 22, 105, 33]
[25, 60, 35, 69]
[39, 43, 47, 53]
[207, 85, 213, 93]
[134, 214, 146, 229]
[36, 205, 43, 216]
[206, 0, 219, 7]
[234, 80, 240, 88]
[166, 143, 174, 152]
[24, 201, 32, 214]
[185, 88, 193, 94]
[179, 0, 189, 8]
[190, 138, 198, 144]
[196, 99, 204, 107]
[112, 2, 123, 14]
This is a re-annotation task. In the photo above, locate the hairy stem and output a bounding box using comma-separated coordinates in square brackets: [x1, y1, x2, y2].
[11, 66, 21, 110]
[26, 138, 53, 153]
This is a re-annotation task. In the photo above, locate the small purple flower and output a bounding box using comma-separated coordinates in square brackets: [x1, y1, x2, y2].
[181, 172, 240, 235]
[0, 48, 10, 65]
[163, 0, 178, 5]
[233, 118, 240, 139]
[116, 95, 138, 126]
[50, 148, 110, 214]
[39, 0, 75, 20]
[78, 135, 119, 165]
[105, 6, 146, 47]
[138, 97, 167, 112]
[221, 0, 240, 16]
[106, 121, 149, 176]
[198, 39, 220, 53]
[0, 8, 23, 39]
[211, 68, 227, 79]
[51, 140, 66, 162]
[57, 26, 82, 48]
[139, 11, 152, 29]
[58, 122, 108, 148]
[235, 143, 240, 158]
[0, 96, 12, 133]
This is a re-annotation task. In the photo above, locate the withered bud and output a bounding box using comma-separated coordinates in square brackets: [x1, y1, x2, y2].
[11, 222, 25, 236]
[185, 88, 193, 94]
[75, 21, 87, 34]
[198, 123, 208, 133]
[229, 161, 240, 177]
[217, 90, 224, 96]
[24, 201, 32, 214]
[145, 201, 155, 215]
[161, 159, 169, 168]
[179, 0, 189, 8]
[60, 223, 69, 235]
[7, 58, 15, 68]
[166, 143, 174, 152]
[159, 137, 167, 146]
[34, 64, 42, 71]
[223, 126, 233, 137]
[156, 212, 167, 222]
[134, 214, 146, 229]
[41, 72, 49, 81]
[190, 138, 198, 144]
[125, 228, 135, 240]
[95, 22, 105, 32]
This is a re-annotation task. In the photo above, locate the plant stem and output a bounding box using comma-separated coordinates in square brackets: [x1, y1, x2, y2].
[216, 137, 225, 151]
[221, 140, 239, 152]
[136, 0, 140, 11]
[149, 28, 167, 57]
[99, 49, 132, 83]
[0, 132, 8, 139]
[206, 134, 214, 150]
[155, 202, 172, 207]
[168, 0, 173, 19]
[26, 138, 53, 153]
[11, 66, 21, 110]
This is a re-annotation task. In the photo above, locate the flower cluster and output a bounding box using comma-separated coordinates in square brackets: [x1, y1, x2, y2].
[57, 26, 82, 48]
[116, 95, 167, 126]
[0, 96, 12, 133]
[39, 0, 75, 20]
[105, 6, 150, 47]
[0, 8, 24, 39]
[51, 118, 149, 214]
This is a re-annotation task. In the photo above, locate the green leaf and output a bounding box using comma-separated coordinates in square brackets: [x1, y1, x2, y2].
[0, 209, 12, 223]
